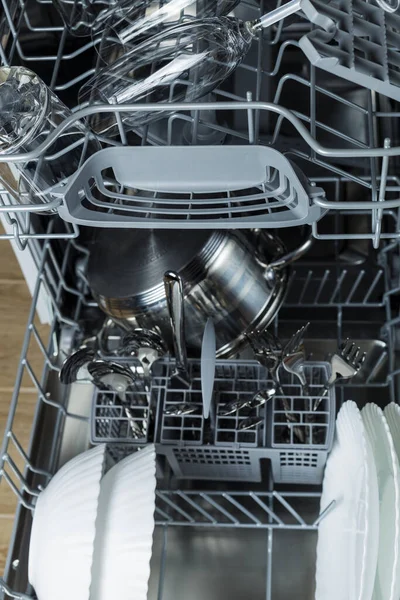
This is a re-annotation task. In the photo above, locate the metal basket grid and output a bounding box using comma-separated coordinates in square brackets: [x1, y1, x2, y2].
[0, 0, 399, 243]
[152, 359, 333, 450]
[91, 386, 151, 444]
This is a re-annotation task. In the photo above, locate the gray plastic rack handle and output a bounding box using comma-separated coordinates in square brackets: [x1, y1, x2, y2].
[56, 145, 325, 229]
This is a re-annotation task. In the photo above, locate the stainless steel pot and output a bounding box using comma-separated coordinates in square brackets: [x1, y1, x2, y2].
[87, 228, 311, 357]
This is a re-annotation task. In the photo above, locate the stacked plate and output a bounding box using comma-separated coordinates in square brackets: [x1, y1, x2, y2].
[316, 401, 400, 600]
[28, 444, 156, 600]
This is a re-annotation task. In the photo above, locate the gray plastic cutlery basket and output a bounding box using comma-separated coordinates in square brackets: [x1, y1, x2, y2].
[56, 145, 325, 229]
[91, 359, 335, 484]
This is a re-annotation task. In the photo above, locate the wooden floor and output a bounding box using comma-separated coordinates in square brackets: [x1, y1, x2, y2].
[0, 237, 45, 571]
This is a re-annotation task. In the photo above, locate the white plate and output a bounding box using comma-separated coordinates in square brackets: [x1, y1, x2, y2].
[29, 444, 107, 600]
[315, 401, 379, 600]
[380, 402, 400, 600]
[90, 445, 156, 600]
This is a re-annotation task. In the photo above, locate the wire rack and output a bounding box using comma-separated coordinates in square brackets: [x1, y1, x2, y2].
[0, 0, 400, 244]
[0, 221, 399, 598]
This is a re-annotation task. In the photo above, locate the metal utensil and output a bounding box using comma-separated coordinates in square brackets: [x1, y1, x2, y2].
[164, 271, 190, 387]
[246, 329, 283, 391]
[247, 328, 302, 439]
[283, 322, 310, 357]
[201, 318, 216, 420]
[219, 387, 276, 416]
[164, 403, 200, 416]
[87, 360, 137, 400]
[117, 328, 166, 378]
[219, 396, 249, 416]
[238, 415, 264, 431]
[314, 340, 367, 410]
[59, 347, 95, 384]
[282, 348, 309, 395]
[88, 360, 146, 439]
[249, 388, 276, 409]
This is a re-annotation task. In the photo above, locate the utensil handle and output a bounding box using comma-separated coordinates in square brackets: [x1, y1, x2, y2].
[255, 0, 302, 31]
[313, 385, 330, 411]
[164, 271, 189, 375]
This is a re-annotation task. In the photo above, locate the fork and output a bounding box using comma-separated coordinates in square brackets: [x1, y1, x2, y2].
[246, 328, 305, 442]
[313, 339, 367, 411]
[282, 348, 309, 396]
[246, 330, 283, 391]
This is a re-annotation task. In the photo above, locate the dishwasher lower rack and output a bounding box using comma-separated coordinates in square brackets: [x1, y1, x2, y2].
[1, 1, 400, 245]
[0, 230, 398, 598]
[91, 359, 335, 485]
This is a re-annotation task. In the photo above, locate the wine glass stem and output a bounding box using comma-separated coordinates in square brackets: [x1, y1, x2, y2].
[252, 0, 302, 32]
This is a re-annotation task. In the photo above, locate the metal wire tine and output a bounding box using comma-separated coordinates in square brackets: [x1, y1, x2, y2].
[359, 351, 368, 367]
[284, 322, 310, 356]
[245, 331, 262, 353]
[349, 345, 361, 363]
[340, 338, 352, 356]
[262, 329, 282, 352]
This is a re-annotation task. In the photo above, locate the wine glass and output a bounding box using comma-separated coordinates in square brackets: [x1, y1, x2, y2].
[95, 0, 239, 67]
[53, 0, 238, 38]
[80, 17, 252, 134]
[80, 1, 335, 134]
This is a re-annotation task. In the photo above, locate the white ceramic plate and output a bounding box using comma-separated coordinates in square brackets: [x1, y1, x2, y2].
[29, 444, 107, 600]
[90, 444, 156, 600]
[315, 401, 379, 600]
[380, 402, 400, 600]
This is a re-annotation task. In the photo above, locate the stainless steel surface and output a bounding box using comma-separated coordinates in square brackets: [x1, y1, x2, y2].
[164, 271, 190, 387]
[88, 229, 295, 357]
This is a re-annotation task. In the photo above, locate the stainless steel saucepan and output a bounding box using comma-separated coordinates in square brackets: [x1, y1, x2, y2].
[86, 228, 311, 357]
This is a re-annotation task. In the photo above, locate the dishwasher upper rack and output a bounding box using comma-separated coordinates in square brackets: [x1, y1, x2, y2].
[0, 0, 400, 245]
[3, 99, 400, 243]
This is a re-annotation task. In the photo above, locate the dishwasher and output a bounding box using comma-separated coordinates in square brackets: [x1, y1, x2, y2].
[0, 1, 399, 599]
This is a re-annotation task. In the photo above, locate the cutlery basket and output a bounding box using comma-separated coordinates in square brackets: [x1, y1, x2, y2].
[91, 359, 335, 484]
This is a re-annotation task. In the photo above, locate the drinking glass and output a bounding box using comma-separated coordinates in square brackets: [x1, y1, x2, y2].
[0, 67, 101, 210]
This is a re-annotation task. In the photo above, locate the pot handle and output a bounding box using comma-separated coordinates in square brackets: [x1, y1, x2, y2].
[254, 227, 313, 271]
[164, 271, 189, 374]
